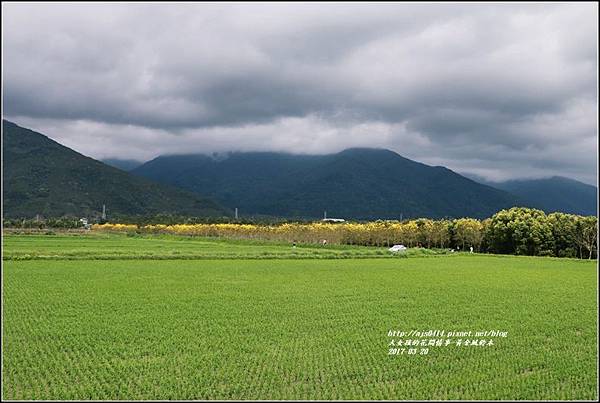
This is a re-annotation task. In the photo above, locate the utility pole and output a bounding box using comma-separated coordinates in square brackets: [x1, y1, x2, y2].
[102, 204, 106, 220]
[235, 208, 238, 220]
[324, 210, 327, 220]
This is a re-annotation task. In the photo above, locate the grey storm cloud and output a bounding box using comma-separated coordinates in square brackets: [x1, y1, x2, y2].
[2, 2, 598, 184]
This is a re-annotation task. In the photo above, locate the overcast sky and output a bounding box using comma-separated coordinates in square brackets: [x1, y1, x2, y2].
[3, 2, 598, 184]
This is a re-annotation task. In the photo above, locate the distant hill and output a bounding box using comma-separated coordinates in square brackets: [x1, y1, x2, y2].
[102, 158, 145, 171]
[2, 120, 229, 218]
[132, 148, 525, 219]
[489, 177, 597, 216]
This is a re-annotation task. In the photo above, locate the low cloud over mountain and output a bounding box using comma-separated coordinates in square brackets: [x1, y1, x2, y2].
[3, 3, 597, 184]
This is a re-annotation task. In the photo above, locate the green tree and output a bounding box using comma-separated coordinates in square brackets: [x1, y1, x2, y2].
[486, 207, 554, 256]
[574, 216, 598, 259]
[548, 213, 578, 257]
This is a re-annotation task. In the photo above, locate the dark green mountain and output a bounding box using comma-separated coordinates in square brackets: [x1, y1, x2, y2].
[102, 158, 145, 171]
[132, 148, 525, 219]
[2, 120, 229, 218]
[488, 177, 597, 216]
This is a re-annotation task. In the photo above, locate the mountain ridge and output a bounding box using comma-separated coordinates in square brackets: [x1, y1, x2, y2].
[101, 158, 145, 171]
[484, 176, 597, 216]
[2, 120, 229, 218]
[5, 119, 594, 220]
[132, 148, 529, 219]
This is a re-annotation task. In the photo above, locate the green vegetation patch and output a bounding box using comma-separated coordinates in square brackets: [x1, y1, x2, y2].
[2, 255, 597, 400]
[2, 234, 449, 260]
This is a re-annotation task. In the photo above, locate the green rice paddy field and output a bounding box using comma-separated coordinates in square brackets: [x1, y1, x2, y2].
[2, 234, 598, 400]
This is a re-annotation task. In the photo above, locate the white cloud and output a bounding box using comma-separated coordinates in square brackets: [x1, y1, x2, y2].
[2, 2, 597, 184]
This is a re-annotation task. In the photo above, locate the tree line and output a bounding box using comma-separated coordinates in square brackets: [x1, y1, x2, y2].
[91, 207, 597, 259]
